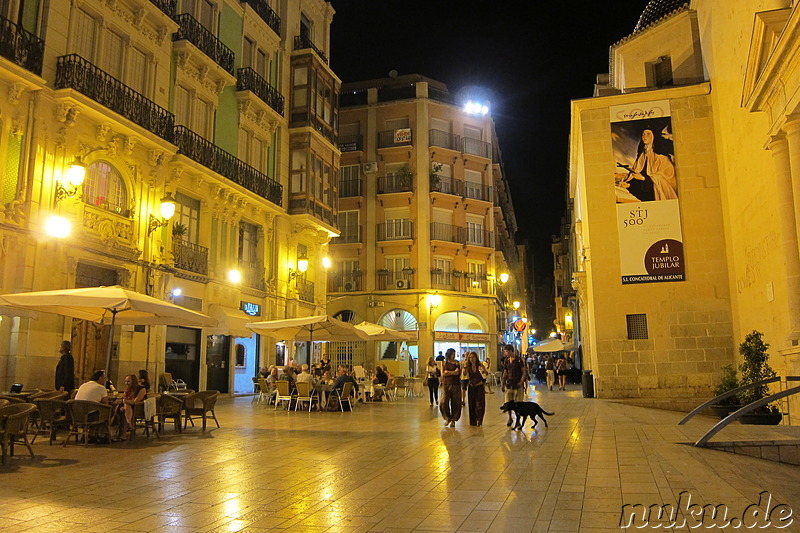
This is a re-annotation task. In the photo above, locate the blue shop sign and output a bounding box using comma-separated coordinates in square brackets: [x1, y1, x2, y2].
[240, 301, 261, 316]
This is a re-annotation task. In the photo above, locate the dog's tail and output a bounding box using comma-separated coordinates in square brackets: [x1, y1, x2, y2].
[542, 410, 555, 416]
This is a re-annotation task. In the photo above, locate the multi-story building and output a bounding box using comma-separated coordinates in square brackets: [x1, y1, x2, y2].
[0, 0, 339, 394]
[327, 74, 525, 374]
[567, 0, 800, 414]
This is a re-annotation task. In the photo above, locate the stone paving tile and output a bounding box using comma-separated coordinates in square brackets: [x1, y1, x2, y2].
[1, 386, 799, 532]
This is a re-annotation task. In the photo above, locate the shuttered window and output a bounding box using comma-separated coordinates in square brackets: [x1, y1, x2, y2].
[71, 9, 96, 61]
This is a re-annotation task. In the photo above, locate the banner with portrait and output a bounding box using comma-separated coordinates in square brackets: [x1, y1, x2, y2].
[611, 100, 685, 284]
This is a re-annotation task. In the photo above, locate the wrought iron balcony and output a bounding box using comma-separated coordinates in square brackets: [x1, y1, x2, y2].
[328, 272, 362, 292]
[332, 225, 361, 244]
[463, 182, 492, 202]
[337, 134, 363, 152]
[174, 126, 282, 206]
[173, 240, 208, 275]
[462, 137, 492, 158]
[464, 228, 494, 248]
[241, 0, 281, 36]
[338, 178, 362, 197]
[430, 175, 460, 195]
[429, 129, 460, 151]
[237, 67, 284, 116]
[430, 223, 461, 244]
[378, 128, 412, 148]
[239, 260, 266, 291]
[287, 197, 336, 226]
[297, 277, 314, 303]
[377, 220, 413, 241]
[293, 34, 327, 64]
[149, 0, 176, 17]
[173, 13, 234, 75]
[377, 174, 413, 194]
[55, 54, 175, 143]
[0, 14, 44, 76]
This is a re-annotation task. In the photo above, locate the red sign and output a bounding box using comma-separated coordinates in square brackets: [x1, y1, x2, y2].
[513, 319, 527, 332]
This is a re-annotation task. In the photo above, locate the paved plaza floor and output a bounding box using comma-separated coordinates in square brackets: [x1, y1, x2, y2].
[1, 384, 799, 532]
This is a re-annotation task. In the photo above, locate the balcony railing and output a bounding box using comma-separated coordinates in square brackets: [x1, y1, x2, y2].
[55, 54, 175, 143]
[377, 174, 413, 194]
[149, 0, 176, 17]
[465, 229, 494, 248]
[241, 0, 281, 36]
[340, 89, 368, 107]
[377, 84, 416, 102]
[174, 126, 282, 206]
[237, 67, 284, 116]
[430, 175, 459, 195]
[430, 223, 461, 244]
[332, 225, 361, 244]
[377, 270, 413, 290]
[173, 13, 234, 75]
[427, 86, 456, 105]
[287, 197, 336, 226]
[429, 129, 459, 151]
[328, 272, 363, 292]
[338, 179, 362, 197]
[173, 240, 208, 275]
[297, 277, 315, 303]
[431, 270, 454, 290]
[293, 34, 327, 64]
[0, 15, 44, 75]
[337, 134, 363, 152]
[463, 182, 492, 202]
[377, 220, 413, 241]
[462, 137, 492, 158]
[240, 260, 266, 291]
[378, 128, 412, 148]
[458, 276, 489, 294]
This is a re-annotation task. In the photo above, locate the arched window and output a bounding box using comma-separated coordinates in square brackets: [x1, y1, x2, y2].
[434, 311, 486, 333]
[378, 309, 417, 331]
[333, 310, 356, 323]
[82, 161, 129, 216]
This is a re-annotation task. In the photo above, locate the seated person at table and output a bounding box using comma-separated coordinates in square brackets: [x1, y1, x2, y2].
[312, 362, 324, 379]
[333, 366, 358, 394]
[114, 374, 146, 441]
[295, 364, 314, 385]
[258, 366, 270, 379]
[321, 371, 333, 385]
[371, 366, 389, 401]
[282, 366, 296, 391]
[138, 369, 150, 392]
[75, 370, 111, 403]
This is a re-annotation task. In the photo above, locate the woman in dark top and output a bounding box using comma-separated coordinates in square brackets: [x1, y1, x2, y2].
[55, 340, 75, 393]
[466, 352, 487, 426]
[138, 369, 151, 391]
[374, 366, 389, 386]
[439, 348, 461, 427]
[425, 357, 440, 406]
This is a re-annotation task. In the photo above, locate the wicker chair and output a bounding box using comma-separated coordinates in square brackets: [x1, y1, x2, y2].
[31, 398, 69, 445]
[0, 403, 36, 464]
[0, 399, 9, 409]
[64, 400, 113, 447]
[131, 397, 159, 439]
[183, 391, 220, 430]
[0, 395, 25, 404]
[157, 394, 184, 433]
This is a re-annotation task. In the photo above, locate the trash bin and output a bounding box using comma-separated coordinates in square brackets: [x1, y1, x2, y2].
[582, 369, 594, 398]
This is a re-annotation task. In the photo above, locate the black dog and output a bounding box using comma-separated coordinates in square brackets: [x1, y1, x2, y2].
[500, 401, 554, 430]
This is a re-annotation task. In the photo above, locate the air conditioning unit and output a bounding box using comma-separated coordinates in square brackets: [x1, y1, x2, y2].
[343, 281, 355, 291]
[362, 162, 378, 174]
[396, 279, 411, 290]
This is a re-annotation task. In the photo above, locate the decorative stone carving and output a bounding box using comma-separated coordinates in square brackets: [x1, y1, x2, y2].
[118, 267, 133, 288]
[8, 83, 24, 106]
[10, 117, 23, 137]
[56, 104, 81, 126]
[215, 79, 226, 95]
[198, 65, 209, 83]
[191, 174, 204, 189]
[156, 27, 168, 45]
[176, 52, 189, 69]
[96, 123, 112, 141]
[148, 149, 165, 168]
[107, 136, 119, 158]
[133, 8, 145, 28]
[123, 135, 138, 155]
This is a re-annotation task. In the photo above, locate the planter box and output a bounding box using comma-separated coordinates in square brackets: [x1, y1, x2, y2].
[739, 412, 782, 425]
[710, 404, 741, 419]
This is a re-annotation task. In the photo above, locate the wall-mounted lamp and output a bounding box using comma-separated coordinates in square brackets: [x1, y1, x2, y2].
[54, 160, 86, 203]
[499, 272, 509, 284]
[322, 256, 332, 269]
[289, 254, 309, 282]
[44, 215, 71, 238]
[171, 288, 182, 298]
[512, 300, 521, 310]
[427, 293, 442, 310]
[147, 193, 177, 235]
[228, 269, 242, 284]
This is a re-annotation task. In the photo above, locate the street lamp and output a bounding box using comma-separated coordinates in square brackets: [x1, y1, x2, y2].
[54, 159, 86, 203]
[228, 269, 242, 284]
[44, 215, 71, 238]
[147, 193, 177, 234]
[499, 272, 509, 284]
[512, 301, 520, 310]
[289, 254, 309, 282]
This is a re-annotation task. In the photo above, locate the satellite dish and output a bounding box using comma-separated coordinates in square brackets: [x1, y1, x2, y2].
[388, 69, 398, 79]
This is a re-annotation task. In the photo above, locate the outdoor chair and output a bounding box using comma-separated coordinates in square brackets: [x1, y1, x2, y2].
[394, 376, 408, 397]
[64, 400, 113, 447]
[0, 403, 36, 464]
[28, 390, 59, 401]
[0, 395, 24, 404]
[156, 394, 183, 433]
[183, 390, 220, 430]
[31, 398, 69, 445]
[131, 397, 159, 439]
[336, 382, 354, 412]
[294, 381, 317, 412]
[251, 377, 260, 403]
[274, 380, 293, 411]
[0, 399, 9, 409]
[160, 372, 188, 392]
[257, 378, 274, 406]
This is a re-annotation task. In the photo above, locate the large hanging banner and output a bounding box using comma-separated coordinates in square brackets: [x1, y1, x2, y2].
[611, 100, 685, 284]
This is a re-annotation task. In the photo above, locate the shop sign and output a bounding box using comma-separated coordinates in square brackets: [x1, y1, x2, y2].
[513, 319, 527, 332]
[434, 331, 491, 342]
[240, 301, 261, 316]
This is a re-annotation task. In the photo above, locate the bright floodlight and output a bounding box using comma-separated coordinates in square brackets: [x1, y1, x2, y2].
[512, 300, 521, 309]
[45, 215, 71, 238]
[428, 294, 442, 307]
[228, 269, 242, 283]
[463, 100, 490, 115]
[499, 272, 509, 284]
[171, 288, 182, 297]
[322, 256, 332, 269]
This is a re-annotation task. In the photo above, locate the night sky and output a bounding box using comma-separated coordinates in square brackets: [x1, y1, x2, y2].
[329, 0, 649, 277]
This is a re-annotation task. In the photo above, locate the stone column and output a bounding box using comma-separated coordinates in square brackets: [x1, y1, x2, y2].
[767, 131, 800, 344]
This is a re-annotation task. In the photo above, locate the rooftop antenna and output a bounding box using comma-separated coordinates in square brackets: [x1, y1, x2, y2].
[388, 69, 398, 79]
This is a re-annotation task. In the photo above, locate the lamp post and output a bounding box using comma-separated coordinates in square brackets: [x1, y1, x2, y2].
[147, 193, 177, 235]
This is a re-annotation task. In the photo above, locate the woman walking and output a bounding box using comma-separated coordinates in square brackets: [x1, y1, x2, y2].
[466, 351, 486, 426]
[556, 355, 568, 390]
[425, 357, 440, 406]
[439, 348, 461, 427]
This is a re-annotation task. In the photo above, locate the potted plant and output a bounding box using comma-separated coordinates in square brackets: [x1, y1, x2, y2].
[430, 162, 443, 191]
[430, 267, 443, 275]
[396, 165, 413, 190]
[452, 270, 464, 278]
[736, 330, 781, 425]
[172, 222, 188, 240]
[401, 266, 415, 275]
[709, 365, 740, 419]
[377, 268, 389, 275]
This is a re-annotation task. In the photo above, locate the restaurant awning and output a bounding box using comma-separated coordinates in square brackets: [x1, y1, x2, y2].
[207, 304, 252, 338]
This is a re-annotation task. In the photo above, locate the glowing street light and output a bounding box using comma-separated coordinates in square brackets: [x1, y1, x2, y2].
[44, 215, 71, 238]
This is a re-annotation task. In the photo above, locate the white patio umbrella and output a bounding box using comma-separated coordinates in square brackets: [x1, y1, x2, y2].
[245, 315, 370, 342]
[0, 285, 217, 372]
[532, 339, 565, 352]
[354, 321, 416, 341]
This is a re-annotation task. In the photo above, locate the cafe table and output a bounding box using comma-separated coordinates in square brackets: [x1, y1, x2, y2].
[312, 383, 334, 410]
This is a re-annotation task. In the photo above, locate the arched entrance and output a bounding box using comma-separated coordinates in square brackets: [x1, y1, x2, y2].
[433, 311, 491, 361]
